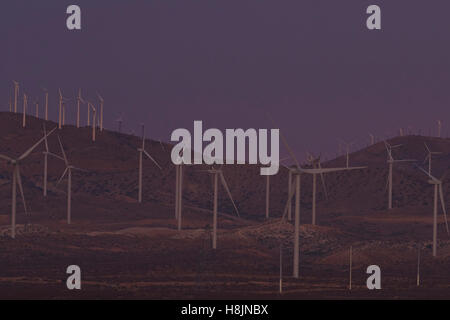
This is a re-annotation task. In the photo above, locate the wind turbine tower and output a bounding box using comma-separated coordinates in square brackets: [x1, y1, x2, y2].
[0, 128, 56, 238]
[13, 80, 19, 113]
[22, 93, 28, 128]
[76, 89, 85, 128]
[203, 166, 240, 249]
[415, 166, 449, 257]
[385, 142, 416, 210]
[137, 124, 162, 203]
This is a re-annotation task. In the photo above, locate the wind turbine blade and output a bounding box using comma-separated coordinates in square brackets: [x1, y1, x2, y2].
[143, 150, 162, 170]
[219, 171, 240, 217]
[415, 165, 438, 181]
[384, 142, 393, 161]
[439, 184, 449, 235]
[57, 135, 69, 166]
[318, 162, 328, 200]
[305, 151, 313, 162]
[393, 159, 417, 163]
[266, 113, 300, 168]
[141, 124, 145, 149]
[282, 180, 297, 220]
[96, 92, 104, 101]
[319, 171, 328, 200]
[0, 154, 13, 162]
[47, 152, 65, 161]
[424, 142, 431, 153]
[43, 124, 49, 152]
[16, 166, 28, 215]
[300, 166, 366, 174]
[56, 167, 69, 186]
[18, 127, 57, 161]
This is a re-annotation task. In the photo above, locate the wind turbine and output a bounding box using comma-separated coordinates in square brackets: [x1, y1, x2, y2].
[287, 168, 293, 221]
[175, 147, 202, 230]
[267, 115, 308, 278]
[276, 125, 366, 277]
[86, 102, 97, 141]
[87, 100, 91, 126]
[56, 136, 84, 224]
[385, 141, 416, 210]
[22, 93, 28, 128]
[12, 80, 19, 113]
[288, 162, 366, 226]
[415, 166, 449, 257]
[175, 162, 183, 230]
[304, 153, 336, 226]
[266, 157, 288, 220]
[92, 103, 97, 141]
[173, 146, 184, 229]
[137, 124, 162, 203]
[202, 166, 240, 249]
[42, 88, 49, 121]
[97, 92, 104, 132]
[58, 89, 63, 129]
[0, 127, 56, 238]
[424, 143, 442, 176]
[76, 89, 85, 128]
[159, 140, 166, 152]
[266, 121, 304, 278]
[58, 89, 69, 129]
[338, 139, 356, 168]
[42, 125, 62, 197]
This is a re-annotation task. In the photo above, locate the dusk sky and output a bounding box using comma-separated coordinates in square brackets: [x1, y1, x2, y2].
[1, 1, 450, 160]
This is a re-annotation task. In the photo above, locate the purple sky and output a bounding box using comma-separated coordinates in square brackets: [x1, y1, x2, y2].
[1, 1, 450, 161]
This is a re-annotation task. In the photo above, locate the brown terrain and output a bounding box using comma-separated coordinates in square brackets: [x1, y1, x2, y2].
[0, 111, 449, 299]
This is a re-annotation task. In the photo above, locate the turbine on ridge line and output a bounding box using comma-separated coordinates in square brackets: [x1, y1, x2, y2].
[200, 165, 240, 250]
[55, 135, 85, 224]
[12, 80, 19, 114]
[42, 124, 64, 197]
[76, 89, 86, 128]
[96, 92, 104, 132]
[384, 141, 416, 210]
[22, 93, 28, 128]
[424, 142, 442, 176]
[58, 89, 70, 129]
[42, 88, 49, 121]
